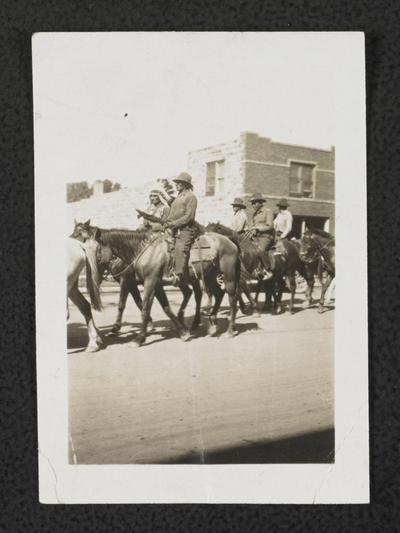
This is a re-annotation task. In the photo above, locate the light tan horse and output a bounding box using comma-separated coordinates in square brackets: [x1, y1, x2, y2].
[67, 237, 104, 352]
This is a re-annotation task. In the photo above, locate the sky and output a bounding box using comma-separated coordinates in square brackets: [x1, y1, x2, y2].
[33, 33, 334, 188]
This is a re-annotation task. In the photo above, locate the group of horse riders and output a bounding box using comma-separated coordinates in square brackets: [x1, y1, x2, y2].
[137, 171, 294, 284]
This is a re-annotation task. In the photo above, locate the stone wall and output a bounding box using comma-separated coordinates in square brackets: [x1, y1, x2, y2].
[67, 184, 151, 233]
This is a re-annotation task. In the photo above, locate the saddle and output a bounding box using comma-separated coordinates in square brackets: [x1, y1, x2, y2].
[189, 234, 217, 264]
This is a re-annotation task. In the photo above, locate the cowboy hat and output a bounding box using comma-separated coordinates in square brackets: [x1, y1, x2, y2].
[250, 192, 266, 203]
[276, 198, 289, 208]
[231, 197, 246, 208]
[173, 172, 193, 187]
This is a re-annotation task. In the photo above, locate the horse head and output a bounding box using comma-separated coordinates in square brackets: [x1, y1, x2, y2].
[70, 219, 96, 242]
[299, 229, 321, 263]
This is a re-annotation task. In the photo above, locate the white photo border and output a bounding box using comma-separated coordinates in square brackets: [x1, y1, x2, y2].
[33, 31, 369, 504]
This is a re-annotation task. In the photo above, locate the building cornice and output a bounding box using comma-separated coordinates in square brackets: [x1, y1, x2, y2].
[242, 159, 335, 174]
[242, 193, 335, 205]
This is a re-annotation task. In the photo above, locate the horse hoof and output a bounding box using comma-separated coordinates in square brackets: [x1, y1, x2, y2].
[85, 344, 101, 353]
[131, 336, 145, 347]
[228, 329, 238, 338]
[318, 307, 324, 314]
[208, 324, 217, 336]
[180, 331, 191, 342]
[190, 322, 200, 333]
[147, 322, 155, 333]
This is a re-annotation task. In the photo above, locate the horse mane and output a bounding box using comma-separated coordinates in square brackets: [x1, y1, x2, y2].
[95, 227, 150, 260]
[307, 228, 333, 239]
[206, 221, 235, 236]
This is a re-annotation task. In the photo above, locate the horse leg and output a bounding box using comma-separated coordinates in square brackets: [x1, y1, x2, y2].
[69, 284, 103, 352]
[239, 280, 256, 315]
[190, 278, 203, 331]
[154, 285, 190, 341]
[108, 274, 130, 336]
[287, 271, 297, 314]
[306, 271, 315, 307]
[264, 280, 273, 313]
[254, 280, 263, 316]
[219, 257, 238, 337]
[206, 278, 224, 336]
[177, 282, 192, 326]
[244, 282, 257, 313]
[273, 277, 284, 314]
[238, 282, 247, 315]
[319, 273, 332, 313]
[128, 278, 154, 332]
[132, 278, 157, 347]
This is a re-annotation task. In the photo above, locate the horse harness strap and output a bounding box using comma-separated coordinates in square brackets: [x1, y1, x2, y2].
[316, 236, 335, 253]
[109, 234, 160, 278]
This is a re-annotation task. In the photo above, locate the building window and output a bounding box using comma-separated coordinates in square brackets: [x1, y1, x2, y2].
[289, 162, 314, 198]
[205, 160, 225, 196]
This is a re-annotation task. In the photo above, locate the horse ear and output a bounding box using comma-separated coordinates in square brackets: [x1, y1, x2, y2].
[84, 219, 91, 227]
[94, 227, 101, 241]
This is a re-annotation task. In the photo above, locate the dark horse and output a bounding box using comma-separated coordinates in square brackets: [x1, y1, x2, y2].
[299, 228, 335, 313]
[72, 222, 240, 345]
[206, 222, 317, 314]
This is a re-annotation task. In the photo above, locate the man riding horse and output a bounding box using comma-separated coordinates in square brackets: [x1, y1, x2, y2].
[248, 192, 275, 279]
[161, 172, 198, 286]
[138, 187, 170, 233]
[230, 197, 248, 233]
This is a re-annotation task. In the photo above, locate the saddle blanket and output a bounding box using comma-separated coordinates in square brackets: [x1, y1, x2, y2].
[189, 234, 217, 263]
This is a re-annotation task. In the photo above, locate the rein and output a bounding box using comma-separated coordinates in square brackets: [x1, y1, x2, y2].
[105, 234, 160, 278]
[315, 236, 335, 253]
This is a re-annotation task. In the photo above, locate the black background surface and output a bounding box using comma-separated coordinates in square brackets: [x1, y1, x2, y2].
[1, 0, 399, 531]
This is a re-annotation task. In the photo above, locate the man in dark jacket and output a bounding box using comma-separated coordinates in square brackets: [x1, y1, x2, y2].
[163, 172, 198, 285]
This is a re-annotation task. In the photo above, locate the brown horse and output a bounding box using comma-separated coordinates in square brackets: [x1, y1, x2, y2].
[72, 222, 240, 345]
[71, 221, 203, 334]
[299, 228, 335, 313]
[67, 237, 104, 352]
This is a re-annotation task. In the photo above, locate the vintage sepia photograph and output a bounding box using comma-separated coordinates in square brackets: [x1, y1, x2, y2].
[34, 32, 368, 503]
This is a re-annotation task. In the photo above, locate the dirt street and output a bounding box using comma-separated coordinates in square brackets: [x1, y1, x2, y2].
[68, 287, 334, 464]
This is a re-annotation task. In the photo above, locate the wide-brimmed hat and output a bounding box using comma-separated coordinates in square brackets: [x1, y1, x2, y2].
[231, 197, 246, 208]
[250, 192, 266, 203]
[173, 172, 193, 187]
[276, 198, 289, 208]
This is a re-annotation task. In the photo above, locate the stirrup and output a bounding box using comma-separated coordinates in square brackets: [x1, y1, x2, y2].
[261, 269, 273, 281]
[163, 272, 180, 286]
[216, 273, 225, 290]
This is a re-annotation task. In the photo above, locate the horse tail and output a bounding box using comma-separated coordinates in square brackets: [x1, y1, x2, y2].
[83, 240, 103, 311]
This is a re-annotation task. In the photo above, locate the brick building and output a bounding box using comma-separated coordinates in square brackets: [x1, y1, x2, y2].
[188, 131, 335, 236]
[67, 131, 334, 237]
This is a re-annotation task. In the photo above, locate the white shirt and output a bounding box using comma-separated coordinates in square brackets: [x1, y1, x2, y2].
[273, 210, 293, 238]
[231, 209, 248, 232]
